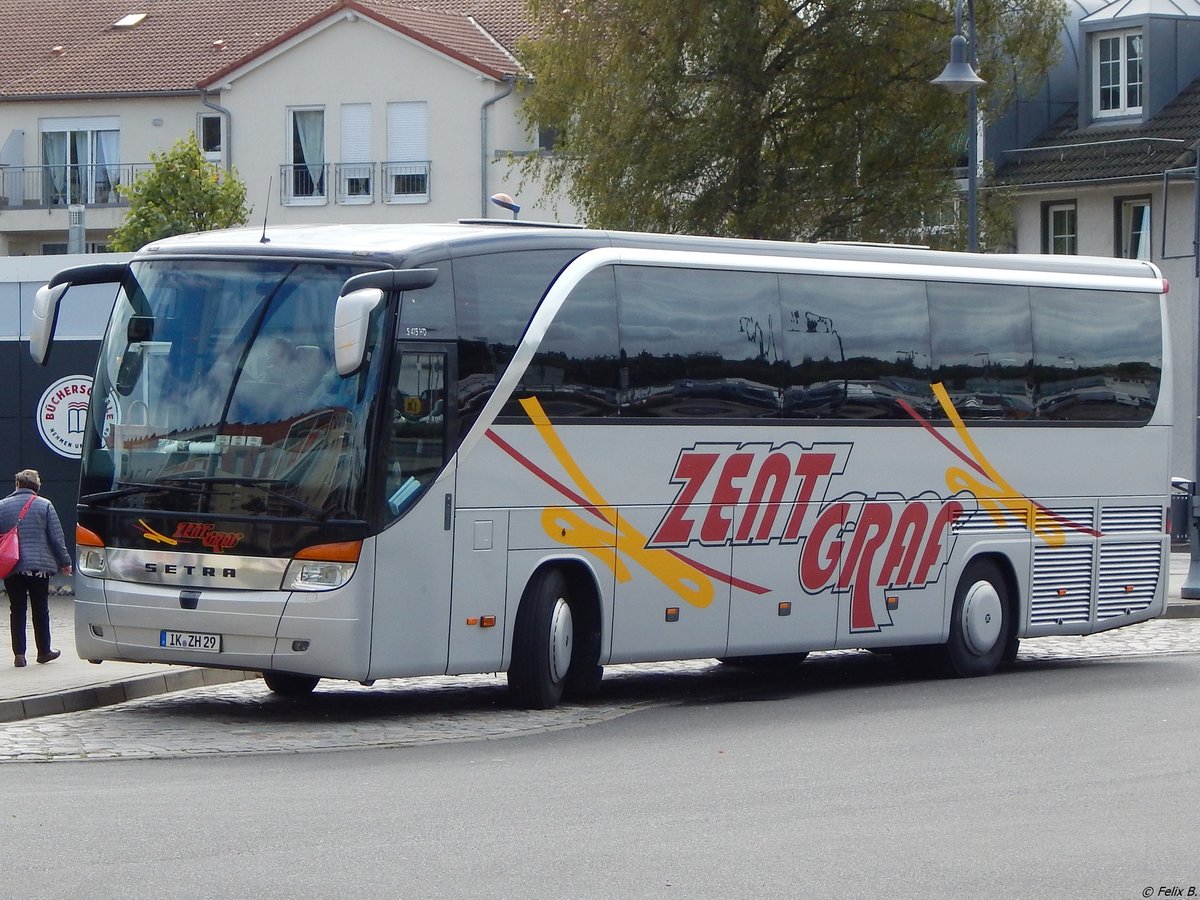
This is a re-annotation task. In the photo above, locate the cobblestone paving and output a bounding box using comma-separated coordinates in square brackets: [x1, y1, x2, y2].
[2, 618, 1197, 763]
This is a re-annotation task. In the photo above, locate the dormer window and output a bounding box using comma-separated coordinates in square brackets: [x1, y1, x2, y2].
[1094, 28, 1143, 118]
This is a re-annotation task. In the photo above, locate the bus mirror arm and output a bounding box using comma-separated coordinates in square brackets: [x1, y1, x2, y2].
[334, 288, 385, 376]
[340, 268, 438, 295]
[30, 262, 130, 367]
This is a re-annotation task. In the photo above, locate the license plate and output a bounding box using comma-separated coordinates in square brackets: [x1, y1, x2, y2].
[160, 629, 221, 652]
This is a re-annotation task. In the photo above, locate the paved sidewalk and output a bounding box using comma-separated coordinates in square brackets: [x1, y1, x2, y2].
[2, 553, 1198, 724]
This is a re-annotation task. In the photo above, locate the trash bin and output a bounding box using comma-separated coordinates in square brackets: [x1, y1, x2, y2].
[1171, 477, 1193, 545]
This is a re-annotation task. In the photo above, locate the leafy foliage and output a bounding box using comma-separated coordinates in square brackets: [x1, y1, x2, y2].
[107, 133, 250, 251]
[517, 0, 1064, 248]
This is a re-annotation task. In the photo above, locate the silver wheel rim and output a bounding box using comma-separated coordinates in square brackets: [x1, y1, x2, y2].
[548, 597, 573, 683]
[961, 580, 1003, 656]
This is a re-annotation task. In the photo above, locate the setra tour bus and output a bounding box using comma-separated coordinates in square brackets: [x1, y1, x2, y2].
[29, 222, 1171, 707]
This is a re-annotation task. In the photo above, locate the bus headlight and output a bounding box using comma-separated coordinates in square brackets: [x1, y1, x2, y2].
[76, 524, 107, 578]
[77, 546, 107, 578]
[284, 560, 356, 591]
[282, 540, 362, 592]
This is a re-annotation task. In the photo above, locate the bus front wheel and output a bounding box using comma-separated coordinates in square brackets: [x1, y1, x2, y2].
[945, 558, 1011, 677]
[263, 671, 320, 697]
[508, 568, 574, 709]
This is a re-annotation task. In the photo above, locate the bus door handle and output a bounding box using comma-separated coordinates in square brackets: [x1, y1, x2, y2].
[444, 493, 453, 531]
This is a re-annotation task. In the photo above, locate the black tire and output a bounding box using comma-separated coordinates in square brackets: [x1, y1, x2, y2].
[263, 671, 320, 697]
[944, 558, 1012, 677]
[717, 652, 809, 669]
[508, 568, 576, 709]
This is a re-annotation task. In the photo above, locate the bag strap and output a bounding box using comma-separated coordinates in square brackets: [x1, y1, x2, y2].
[15, 495, 36, 523]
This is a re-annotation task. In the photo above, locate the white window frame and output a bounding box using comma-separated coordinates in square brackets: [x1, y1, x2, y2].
[1093, 28, 1143, 119]
[198, 113, 223, 163]
[1046, 202, 1077, 255]
[1119, 198, 1151, 260]
[338, 103, 373, 205]
[285, 106, 327, 206]
[39, 116, 121, 206]
[385, 101, 430, 205]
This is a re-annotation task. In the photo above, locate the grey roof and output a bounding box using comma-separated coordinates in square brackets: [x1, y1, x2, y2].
[1082, 0, 1200, 21]
[993, 77, 1200, 188]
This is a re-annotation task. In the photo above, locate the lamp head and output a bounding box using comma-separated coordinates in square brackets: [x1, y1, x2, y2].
[932, 34, 984, 94]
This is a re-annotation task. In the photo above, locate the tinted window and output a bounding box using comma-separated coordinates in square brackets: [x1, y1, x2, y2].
[397, 259, 454, 341]
[454, 249, 580, 434]
[1032, 287, 1160, 421]
[616, 266, 783, 418]
[780, 274, 934, 419]
[929, 282, 1033, 420]
[508, 267, 620, 419]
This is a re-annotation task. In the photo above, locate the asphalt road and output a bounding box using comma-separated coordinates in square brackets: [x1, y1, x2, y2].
[2, 649, 1197, 899]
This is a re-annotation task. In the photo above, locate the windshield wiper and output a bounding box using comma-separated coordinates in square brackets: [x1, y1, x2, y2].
[82, 481, 208, 505]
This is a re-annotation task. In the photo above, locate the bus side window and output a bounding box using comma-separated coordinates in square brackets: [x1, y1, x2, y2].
[929, 282, 1034, 421]
[615, 265, 783, 418]
[507, 266, 620, 419]
[779, 274, 933, 420]
[1031, 287, 1160, 422]
[384, 350, 447, 519]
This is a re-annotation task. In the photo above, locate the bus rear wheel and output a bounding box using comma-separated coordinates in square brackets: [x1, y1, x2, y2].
[944, 558, 1011, 677]
[263, 671, 320, 697]
[508, 568, 575, 709]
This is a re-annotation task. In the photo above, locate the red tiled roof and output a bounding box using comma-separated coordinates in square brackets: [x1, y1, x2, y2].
[0, 0, 529, 98]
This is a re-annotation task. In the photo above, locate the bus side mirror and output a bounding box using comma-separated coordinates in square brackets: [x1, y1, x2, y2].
[29, 283, 69, 366]
[334, 288, 384, 375]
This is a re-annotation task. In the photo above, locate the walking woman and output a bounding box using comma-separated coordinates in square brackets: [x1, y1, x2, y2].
[1, 469, 72, 666]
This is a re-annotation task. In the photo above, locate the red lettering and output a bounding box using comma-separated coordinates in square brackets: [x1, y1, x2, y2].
[877, 503, 930, 587]
[912, 501, 963, 584]
[652, 452, 719, 546]
[735, 452, 793, 544]
[700, 453, 753, 544]
[837, 502, 893, 631]
[798, 501, 848, 591]
[783, 453, 838, 542]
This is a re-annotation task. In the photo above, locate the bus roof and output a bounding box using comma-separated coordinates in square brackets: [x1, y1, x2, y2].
[136, 222, 1165, 284]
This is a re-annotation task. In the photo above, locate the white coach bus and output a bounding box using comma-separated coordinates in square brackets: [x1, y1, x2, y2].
[29, 222, 1170, 707]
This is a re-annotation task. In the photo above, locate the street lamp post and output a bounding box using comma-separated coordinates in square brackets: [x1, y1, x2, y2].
[932, 0, 985, 252]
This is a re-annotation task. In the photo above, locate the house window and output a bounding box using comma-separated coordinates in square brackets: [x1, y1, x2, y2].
[1094, 29, 1143, 118]
[198, 114, 223, 162]
[385, 101, 429, 204]
[1118, 197, 1151, 259]
[338, 103, 372, 204]
[1044, 202, 1077, 255]
[285, 107, 326, 204]
[39, 116, 121, 205]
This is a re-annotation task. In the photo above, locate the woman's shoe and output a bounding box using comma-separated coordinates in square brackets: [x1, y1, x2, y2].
[36, 650, 60, 664]
[14, 655, 26, 667]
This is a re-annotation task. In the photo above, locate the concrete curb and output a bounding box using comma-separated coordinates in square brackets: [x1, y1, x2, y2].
[0, 667, 256, 723]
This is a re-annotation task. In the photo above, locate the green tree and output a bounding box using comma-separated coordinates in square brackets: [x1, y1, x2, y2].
[517, 0, 1064, 249]
[107, 132, 250, 251]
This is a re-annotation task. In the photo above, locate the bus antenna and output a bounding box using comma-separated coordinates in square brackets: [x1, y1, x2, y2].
[259, 178, 272, 243]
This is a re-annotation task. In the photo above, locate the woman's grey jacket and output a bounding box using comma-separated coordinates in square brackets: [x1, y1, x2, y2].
[0, 488, 72, 574]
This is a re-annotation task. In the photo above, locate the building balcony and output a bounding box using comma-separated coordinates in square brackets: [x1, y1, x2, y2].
[0, 163, 152, 210]
[280, 160, 431, 206]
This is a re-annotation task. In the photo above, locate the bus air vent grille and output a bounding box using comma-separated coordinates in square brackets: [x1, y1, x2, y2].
[1033, 506, 1095, 534]
[952, 507, 1026, 533]
[1099, 506, 1163, 534]
[1031, 544, 1093, 625]
[1096, 542, 1160, 620]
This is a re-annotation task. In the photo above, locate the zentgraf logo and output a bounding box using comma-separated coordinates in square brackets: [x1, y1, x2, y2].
[36, 375, 94, 458]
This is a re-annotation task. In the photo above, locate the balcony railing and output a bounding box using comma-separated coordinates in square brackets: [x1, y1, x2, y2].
[0, 163, 151, 210]
[282, 161, 431, 206]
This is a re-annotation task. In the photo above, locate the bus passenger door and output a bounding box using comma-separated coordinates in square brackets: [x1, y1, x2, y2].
[369, 346, 457, 679]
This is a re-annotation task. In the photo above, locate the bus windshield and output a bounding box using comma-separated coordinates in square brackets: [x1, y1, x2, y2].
[81, 257, 382, 522]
